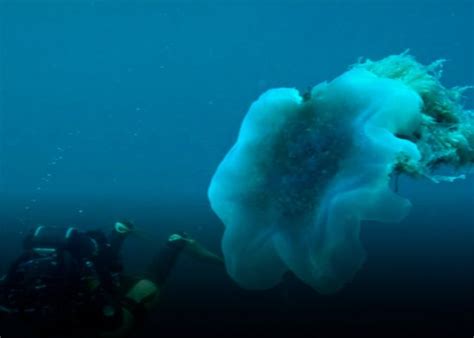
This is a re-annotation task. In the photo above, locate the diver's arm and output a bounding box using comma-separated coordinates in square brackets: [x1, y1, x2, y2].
[147, 236, 187, 287]
[182, 238, 224, 265]
[147, 233, 224, 287]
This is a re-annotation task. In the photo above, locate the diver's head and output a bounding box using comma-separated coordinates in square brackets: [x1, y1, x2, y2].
[114, 220, 135, 236]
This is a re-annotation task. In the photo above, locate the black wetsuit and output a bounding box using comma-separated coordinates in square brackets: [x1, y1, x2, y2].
[0, 227, 188, 338]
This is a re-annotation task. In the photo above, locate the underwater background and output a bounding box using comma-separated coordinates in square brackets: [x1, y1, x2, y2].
[0, 0, 472, 337]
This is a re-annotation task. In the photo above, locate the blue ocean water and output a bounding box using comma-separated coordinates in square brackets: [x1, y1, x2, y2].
[0, 1, 472, 337]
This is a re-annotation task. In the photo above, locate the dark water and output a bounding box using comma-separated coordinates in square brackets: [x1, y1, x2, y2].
[0, 0, 473, 337]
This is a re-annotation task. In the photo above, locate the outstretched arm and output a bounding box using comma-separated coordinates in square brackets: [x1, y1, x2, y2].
[178, 235, 224, 265]
[147, 233, 224, 288]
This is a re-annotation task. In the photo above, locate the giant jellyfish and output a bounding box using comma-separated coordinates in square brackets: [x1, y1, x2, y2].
[208, 54, 473, 293]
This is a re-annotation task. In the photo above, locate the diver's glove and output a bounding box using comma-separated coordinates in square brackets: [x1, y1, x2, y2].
[166, 232, 192, 251]
[114, 220, 135, 236]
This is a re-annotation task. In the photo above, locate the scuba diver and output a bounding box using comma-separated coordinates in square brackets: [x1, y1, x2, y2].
[0, 221, 224, 338]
